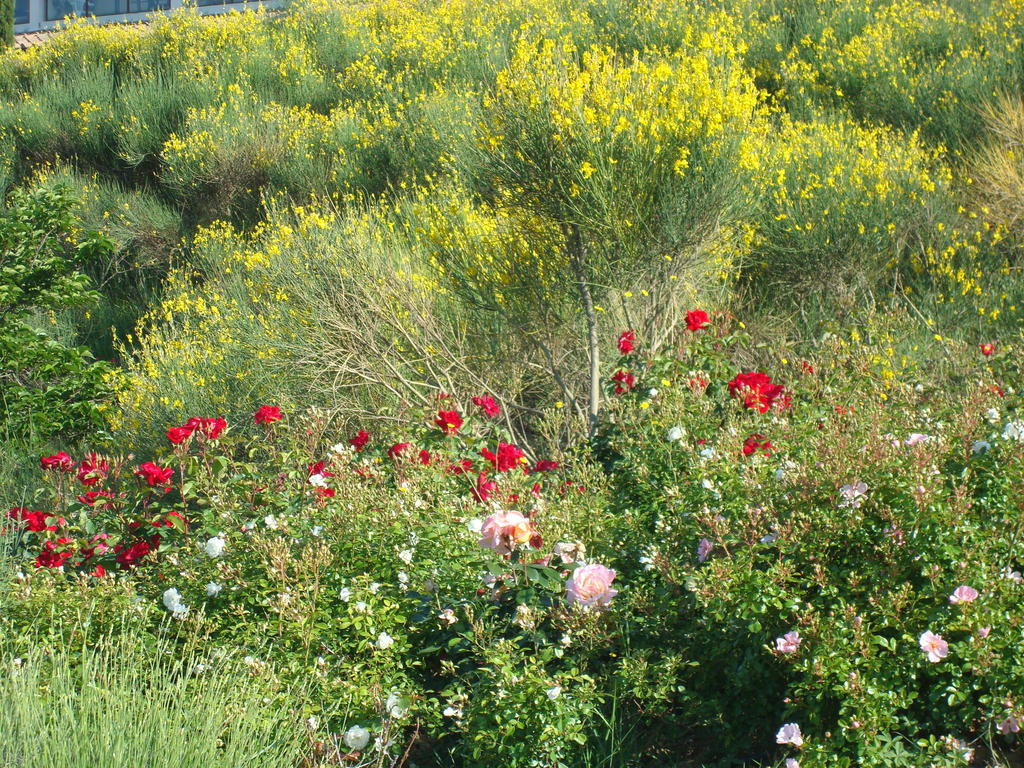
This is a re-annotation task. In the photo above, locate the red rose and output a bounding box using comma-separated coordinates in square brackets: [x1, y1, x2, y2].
[151, 510, 185, 528]
[77, 490, 116, 509]
[136, 462, 174, 488]
[167, 425, 193, 444]
[481, 442, 526, 473]
[91, 565, 107, 578]
[446, 458, 474, 475]
[418, 449, 432, 465]
[349, 429, 370, 451]
[76, 453, 110, 486]
[727, 372, 787, 413]
[307, 460, 334, 478]
[254, 405, 283, 425]
[617, 330, 635, 355]
[686, 310, 710, 331]
[435, 410, 463, 435]
[8, 507, 61, 532]
[472, 395, 501, 418]
[115, 538, 154, 568]
[34, 538, 75, 568]
[980, 343, 995, 356]
[40, 451, 74, 472]
[198, 417, 227, 439]
[532, 460, 560, 472]
[611, 369, 636, 395]
[472, 471, 498, 502]
[800, 361, 815, 374]
[742, 434, 773, 457]
[388, 442, 412, 459]
[81, 532, 111, 559]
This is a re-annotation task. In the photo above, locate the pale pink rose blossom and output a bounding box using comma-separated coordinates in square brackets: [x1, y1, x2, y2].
[946, 589, 978, 606]
[904, 433, 932, 446]
[919, 630, 949, 663]
[776, 722, 803, 747]
[566, 563, 618, 609]
[977, 626, 991, 639]
[697, 537, 713, 563]
[478, 510, 535, 554]
[949, 585, 979, 605]
[998, 716, 1021, 735]
[785, 760, 800, 768]
[775, 631, 802, 654]
[838, 481, 868, 509]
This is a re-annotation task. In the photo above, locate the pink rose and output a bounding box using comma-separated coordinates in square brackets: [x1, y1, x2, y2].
[919, 630, 948, 663]
[478, 510, 535, 555]
[998, 716, 1021, 735]
[697, 537, 713, 563]
[566, 563, 618, 609]
[775, 722, 803, 747]
[949, 585, 979, 605]
[775, 631, 802, 654]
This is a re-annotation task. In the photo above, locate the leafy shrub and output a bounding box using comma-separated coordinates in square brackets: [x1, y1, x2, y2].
[6, 395, 618, 767]
[596, 313, 1024, 765]
[0, 186, 112, 442]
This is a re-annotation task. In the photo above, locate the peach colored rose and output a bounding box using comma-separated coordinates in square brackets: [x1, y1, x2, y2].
[479, 510, 535, 554]
[566, 563, 618, 609]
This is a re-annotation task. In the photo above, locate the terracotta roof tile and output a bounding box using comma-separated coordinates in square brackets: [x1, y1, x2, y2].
[14, 29, 59, 48]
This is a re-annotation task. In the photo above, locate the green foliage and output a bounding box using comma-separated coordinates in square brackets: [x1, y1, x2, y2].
[0, 186, 112, 442]
[0, 0, 11, 51]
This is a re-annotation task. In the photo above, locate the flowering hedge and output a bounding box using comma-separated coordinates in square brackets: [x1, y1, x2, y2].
[3, 312, 1024, 767]
[597, 315, 1024, 765]
[4, 393, 619, 767]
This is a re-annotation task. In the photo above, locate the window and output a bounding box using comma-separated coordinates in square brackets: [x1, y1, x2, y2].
[128, 0, 171, 11]
[46, 0, 168, 20]
[14, 0, 29, 24]
[196, 0, 247, 7]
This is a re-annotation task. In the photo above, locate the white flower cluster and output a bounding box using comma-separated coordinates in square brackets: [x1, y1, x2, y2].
[162, 588, 188, 618]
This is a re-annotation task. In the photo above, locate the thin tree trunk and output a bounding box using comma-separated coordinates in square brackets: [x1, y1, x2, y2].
[567, 223, 600, 437]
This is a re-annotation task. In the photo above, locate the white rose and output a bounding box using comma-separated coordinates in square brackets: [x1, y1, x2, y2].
[386, 691, 411, 718]
[162, 588, 188, 618]
[202, 536, 226, 558]
[1002, 421, 1024, 442]
[343, 725, 370, 750]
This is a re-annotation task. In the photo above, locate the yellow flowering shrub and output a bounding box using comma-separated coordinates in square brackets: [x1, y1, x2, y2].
[0, 0, 1018, 449]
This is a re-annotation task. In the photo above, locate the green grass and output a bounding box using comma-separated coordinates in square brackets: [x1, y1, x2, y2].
[0, 631, 310, 768]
